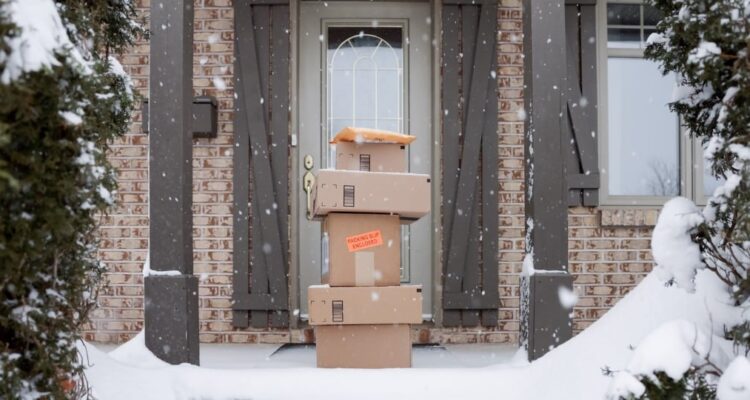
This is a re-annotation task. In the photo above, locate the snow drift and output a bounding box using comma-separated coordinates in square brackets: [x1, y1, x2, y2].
[83, 269, 740, 400]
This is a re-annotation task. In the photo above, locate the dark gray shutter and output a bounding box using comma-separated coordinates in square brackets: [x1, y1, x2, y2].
[232, 0, 290, 328]
[565, 0, 599, 207]
[441, 0, 499, 327]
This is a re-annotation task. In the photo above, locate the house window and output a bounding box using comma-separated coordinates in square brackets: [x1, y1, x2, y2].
[599, 1, 720, 205]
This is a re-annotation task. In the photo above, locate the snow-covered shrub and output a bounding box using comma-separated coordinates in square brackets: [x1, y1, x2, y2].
[645, 0, 750, 305]
[610, 368, 716, 400]
[607, 321, 723, 400]
[717, 356, 750, 400]
[651, 197, 705, 292]
[0, 0, 143, 398]
[607, 0, 750, 398]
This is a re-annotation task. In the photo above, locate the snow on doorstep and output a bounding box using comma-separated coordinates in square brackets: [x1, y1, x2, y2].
[84, 270, 740, 400]
[0, 0, 89, 84]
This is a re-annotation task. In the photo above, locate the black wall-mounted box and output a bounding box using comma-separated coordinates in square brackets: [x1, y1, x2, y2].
[142, 96, 218, 139]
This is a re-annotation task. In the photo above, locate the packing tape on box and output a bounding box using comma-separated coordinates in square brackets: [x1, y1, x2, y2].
[354, 251, 375, 286]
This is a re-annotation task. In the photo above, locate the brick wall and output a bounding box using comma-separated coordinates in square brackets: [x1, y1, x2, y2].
[85, 0, 656, 345]
[569, 209, 657, 332]
[495, 0, 525, 342]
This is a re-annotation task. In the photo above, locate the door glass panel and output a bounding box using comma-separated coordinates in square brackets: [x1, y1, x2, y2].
[326, 26, 409, 281]
[327, 26, 404, 151]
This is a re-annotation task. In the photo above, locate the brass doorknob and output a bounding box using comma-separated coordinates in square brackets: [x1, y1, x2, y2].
[303, 155, 315, 220]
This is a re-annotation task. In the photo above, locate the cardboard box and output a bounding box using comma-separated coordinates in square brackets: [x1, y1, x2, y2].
[322, 213, 401, 287]
[331, 126, 416, 145]
[308, 285, 422, 325]
[312, 170, 430, 220]
[335, 142, 407, 173]
[315, 324, 411, 368]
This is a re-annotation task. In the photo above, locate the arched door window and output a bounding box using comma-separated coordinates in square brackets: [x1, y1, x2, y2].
[326, 27, 404, 166]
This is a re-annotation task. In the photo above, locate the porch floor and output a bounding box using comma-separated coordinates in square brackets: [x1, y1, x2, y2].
[92, 342, 519, 369]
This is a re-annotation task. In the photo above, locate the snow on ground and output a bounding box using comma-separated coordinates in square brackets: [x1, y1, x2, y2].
[83, 270, 739, 400]
[92, 341, 520, 370]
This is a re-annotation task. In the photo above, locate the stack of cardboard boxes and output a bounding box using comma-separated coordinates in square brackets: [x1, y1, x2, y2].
[308, 127, 431, 368]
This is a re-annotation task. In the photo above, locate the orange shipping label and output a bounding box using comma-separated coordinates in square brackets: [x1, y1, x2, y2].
[346, 230, 383, 252]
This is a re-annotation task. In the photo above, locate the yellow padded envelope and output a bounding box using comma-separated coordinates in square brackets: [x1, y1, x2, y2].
[330, 126, 416, 144]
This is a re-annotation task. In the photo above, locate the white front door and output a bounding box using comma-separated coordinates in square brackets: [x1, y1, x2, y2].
[297, 1, 433, 318]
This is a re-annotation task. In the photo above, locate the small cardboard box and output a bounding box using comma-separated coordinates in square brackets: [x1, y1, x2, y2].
[312, 170, 430, 220]
[322, 213, 400, 287]
[331, 126, 416, 145]
[315, 324, 411, 368]
[335, 142, 407, 173]
[308, 285, 422, 325]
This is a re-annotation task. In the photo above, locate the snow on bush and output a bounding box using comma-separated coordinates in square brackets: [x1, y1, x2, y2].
[0, 0, 88, 84]
[608, 0, 750, 397]
[607, 320, 727, 399]
[625, 320, 720, 382]
[607, 319, 730, 400]
[0, 0, 143, 398]
[651, 197, 704, 291]
[717, 356, 750, 400]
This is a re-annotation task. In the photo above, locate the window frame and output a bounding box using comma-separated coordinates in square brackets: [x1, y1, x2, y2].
[596, 0, 714, 206]
[693, 139, 720, 205]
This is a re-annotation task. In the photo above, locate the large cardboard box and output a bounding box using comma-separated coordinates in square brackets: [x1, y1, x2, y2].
[322, 213, 400, 287]
[312, 170, 430, 220]
[308, 285, 422, 325]
[315, 324, 411, 368]
[335, 142, 407, 173]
